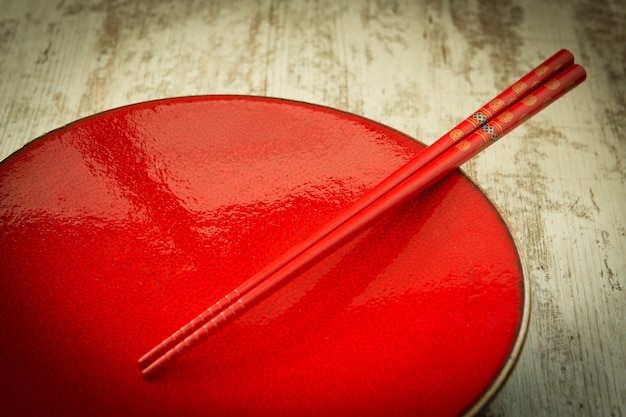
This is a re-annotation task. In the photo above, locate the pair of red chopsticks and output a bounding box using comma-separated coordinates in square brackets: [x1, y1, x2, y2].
[139, 50, 586, 378]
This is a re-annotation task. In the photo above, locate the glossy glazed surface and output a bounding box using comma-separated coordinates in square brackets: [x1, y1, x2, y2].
[0, 96, 525, 416]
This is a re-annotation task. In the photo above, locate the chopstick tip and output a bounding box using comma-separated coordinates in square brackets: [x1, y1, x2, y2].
[138, 342, 172, 369]
[141, 361, 162, 380]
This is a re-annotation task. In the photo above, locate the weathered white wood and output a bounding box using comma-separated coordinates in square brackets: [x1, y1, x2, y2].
[1, 0, 624, 415]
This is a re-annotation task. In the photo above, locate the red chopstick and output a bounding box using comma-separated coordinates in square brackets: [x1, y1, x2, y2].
[140, 55, 585, 379]
[138, 50, 573, 372]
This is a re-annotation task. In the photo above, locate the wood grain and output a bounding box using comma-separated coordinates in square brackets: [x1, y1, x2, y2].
[1, 0, 624, 415]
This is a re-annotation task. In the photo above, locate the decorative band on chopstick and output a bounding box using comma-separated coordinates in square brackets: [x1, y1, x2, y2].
[455, 64, 586, 155]
[449, 49, 573, 136]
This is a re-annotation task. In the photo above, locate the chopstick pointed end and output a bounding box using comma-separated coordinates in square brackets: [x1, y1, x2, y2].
[138, 349, 159, 370]
[141, 357, 168, 379]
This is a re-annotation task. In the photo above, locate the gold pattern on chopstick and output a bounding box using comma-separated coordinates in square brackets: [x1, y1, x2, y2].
[469, 110, 489, 127]
[535, 65, 549, 75]
[512, 82, 527, 94]
[491, 121, 504, 134]
[482, 122, 502, 144]
[497, 111, 514, 123]
[449, 129, 464, 141]
[476, 124, 499, 145]
[546, 79, 560, 90]
[489, 99, 505, 111]
[522, 95, 537, 106]
[455, 140, 471, 151]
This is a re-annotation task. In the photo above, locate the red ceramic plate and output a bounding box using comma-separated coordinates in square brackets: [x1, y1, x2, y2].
[0, 96, 527, 417]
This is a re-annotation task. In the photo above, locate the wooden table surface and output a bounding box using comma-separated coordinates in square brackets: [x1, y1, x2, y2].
[1, 0, 624, 416]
